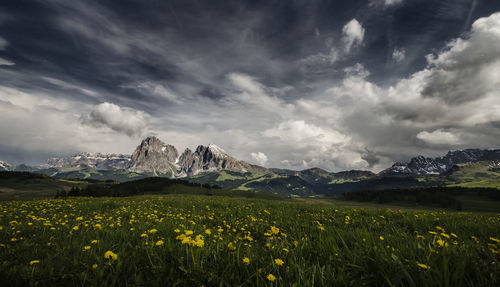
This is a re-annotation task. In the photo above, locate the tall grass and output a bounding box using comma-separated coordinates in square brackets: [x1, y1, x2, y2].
[0, 195, 499, 286]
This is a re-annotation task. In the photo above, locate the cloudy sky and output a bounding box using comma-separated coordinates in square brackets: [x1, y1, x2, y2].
[1, 0, 500, 172]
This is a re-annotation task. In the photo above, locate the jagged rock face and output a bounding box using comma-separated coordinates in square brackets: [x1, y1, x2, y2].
[46, 152, 131, 170]
[129, 136, 179, 176]
[177, 144, 250, 176]
[0, 160, 13, 171]
[383, 149, 500, 176]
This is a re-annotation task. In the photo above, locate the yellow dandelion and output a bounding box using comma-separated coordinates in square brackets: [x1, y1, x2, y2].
[92, 264, 98, 270]
[91, 240, 98, 244]
[104, 251, 118, 260]
[267, 274, 276, 282]
[148, 229, 158, 234]
[436, 239, 447, 247]
[174, 229, 180, 233]
[490, 237, 500, 244]
[72, 226, 79, 231]
[270, 226, 280, 235]
[205, 229, 211, 235]
[30, 260, 40, 266]
[243, 257, 250, 265]
[274, 259, 284, 266]
[417, 263, 430, 270]
[83, 245, 91, 251]
[379, 236, 384, 241]
[155, 240, 164, 246]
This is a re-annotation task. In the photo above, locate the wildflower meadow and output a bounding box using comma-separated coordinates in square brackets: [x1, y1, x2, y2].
[0, 195, 499, 286]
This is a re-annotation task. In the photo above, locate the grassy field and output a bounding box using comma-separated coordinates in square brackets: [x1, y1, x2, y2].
[1, 195, 500, 286]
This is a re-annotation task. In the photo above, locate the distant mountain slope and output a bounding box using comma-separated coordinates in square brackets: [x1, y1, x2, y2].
[0, 171, 88, 200]
[383, 149, 500, 176]
[46, 152, 131, 170]
[440, 160, 500, 188]
[36, 166, 148, 182]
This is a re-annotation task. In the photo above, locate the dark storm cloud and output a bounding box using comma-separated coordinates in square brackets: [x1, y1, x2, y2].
[0, 0, 499, 171]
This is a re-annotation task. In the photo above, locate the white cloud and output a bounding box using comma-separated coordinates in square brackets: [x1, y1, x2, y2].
[392, 48, 406, 62]
[152, 84, 181, 103]
[416, 129, 461, 146]
[370, 0, 404, 7]
[262, 120, 348, 148]
[384, 0, 403, 6]
[344, 63, 370, 78]
[299, 48, 339, 66]
[342, 19, 365, 53]
[250, 152, 268, 166]
[423, 12, 500, 105]
[0, 57, 14, 66]
[0, 36, 8, 50]
[0, 86, 139, 163]
[84, 102, 149, 137]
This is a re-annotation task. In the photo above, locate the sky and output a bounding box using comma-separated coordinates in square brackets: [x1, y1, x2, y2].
[0, 0, 500, 172]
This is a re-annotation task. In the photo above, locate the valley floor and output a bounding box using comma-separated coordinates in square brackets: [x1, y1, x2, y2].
[1, 194, 499, 286]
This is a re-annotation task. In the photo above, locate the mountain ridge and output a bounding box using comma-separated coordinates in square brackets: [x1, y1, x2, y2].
[383, 149, 500, 176]
[1, 138, 500, 195]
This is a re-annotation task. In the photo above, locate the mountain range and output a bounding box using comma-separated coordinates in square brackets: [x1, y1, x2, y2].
[1, 136, 500, 195]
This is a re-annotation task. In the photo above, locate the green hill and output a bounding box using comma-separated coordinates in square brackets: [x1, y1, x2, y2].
[0, 171, 89, 200]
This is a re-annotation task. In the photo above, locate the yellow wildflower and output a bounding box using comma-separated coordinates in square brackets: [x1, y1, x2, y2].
[92, 264, 98, 270]
[148, 229, 158, 234]
[243, 257, 250, 265]
[104, 251, 118, 260]
[155, 240, 164, 246]
[30, 260, 40, 265]
[270, 226, 280, 235]
[490, 237, 500, 244]
[379, 236, 384, 241]
[267, 274, 276, 282]
[417, 263, 430, 270]
[83, 245, 91, 251]
[275, 259, 284, 266]
[437, 239, 447, 247]
[205, 229, 211, 235]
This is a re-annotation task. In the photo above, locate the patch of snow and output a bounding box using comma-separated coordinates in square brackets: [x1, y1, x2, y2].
[208, 144, 228, 158]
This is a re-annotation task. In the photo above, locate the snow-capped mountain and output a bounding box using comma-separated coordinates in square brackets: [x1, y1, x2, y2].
[129, 136, 257, 177]
[0, 160, 13, 171]
[383, 149, 500, 176]
[45, 152, 131, 170]
[177, 143, 253, 176]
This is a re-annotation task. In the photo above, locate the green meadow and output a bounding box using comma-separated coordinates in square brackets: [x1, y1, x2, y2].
[1, 195, 500, 286]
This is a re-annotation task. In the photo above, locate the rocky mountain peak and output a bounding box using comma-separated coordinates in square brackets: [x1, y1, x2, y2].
[0, 160, 13, 171]
[383, 148, 500, 176]
[129, 136, 179, 176]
